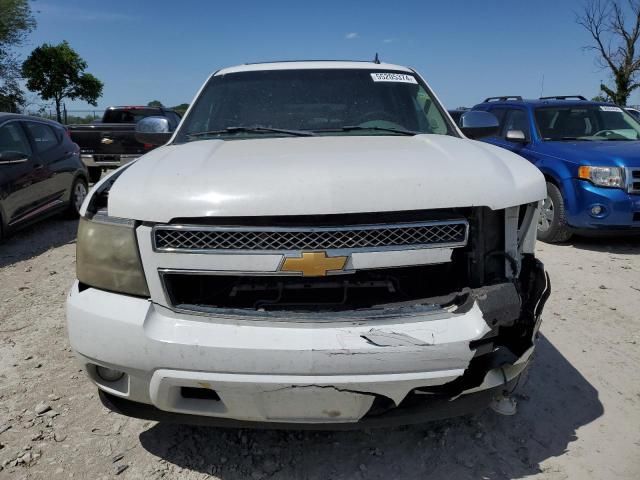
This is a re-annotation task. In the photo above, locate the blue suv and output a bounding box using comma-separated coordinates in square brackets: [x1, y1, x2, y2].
[472, 95, 640, 242]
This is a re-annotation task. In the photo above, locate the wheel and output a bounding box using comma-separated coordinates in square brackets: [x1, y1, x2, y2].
[88, 167, 102, 184]
[537, 182, 572, 243]
[64, 177, 88, 219]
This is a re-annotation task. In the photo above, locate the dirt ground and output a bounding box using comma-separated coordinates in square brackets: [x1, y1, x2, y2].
[0, 217, 639, 480]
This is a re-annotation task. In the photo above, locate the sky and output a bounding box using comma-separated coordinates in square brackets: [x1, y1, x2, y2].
[14, 0, 640, 112]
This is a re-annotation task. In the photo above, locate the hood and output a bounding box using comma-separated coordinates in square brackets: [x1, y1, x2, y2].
[106, 135, 545, 222]
[538, 140, 640, 167]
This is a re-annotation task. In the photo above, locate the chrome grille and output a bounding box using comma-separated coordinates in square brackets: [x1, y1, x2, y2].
[153, 220, 469, 253]
[628, 167, 640, 194]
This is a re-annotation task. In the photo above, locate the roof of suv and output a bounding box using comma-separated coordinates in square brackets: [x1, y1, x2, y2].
[216, 60, 413, 75]
[475, 96, 611, 108]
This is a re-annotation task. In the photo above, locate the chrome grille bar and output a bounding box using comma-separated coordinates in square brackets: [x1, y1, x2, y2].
[153, 220, 469, 253]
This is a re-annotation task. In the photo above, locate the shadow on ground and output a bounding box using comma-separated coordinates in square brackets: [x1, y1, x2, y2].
[0, 218, 78, 268]
[139, 334, 603, 479]
[565, 234, 640, 254]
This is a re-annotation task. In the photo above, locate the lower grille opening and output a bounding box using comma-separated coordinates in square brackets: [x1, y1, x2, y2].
[181, 387, 221, 401]
[633, 212, 640, 222]
[163, 263, 468, 312]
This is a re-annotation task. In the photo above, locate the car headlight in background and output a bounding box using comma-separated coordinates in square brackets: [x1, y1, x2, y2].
[578, 166, 625, 188]
[76, 216, 150, 297]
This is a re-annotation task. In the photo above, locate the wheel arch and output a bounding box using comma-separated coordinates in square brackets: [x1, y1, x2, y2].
[538, 167, 563, 189]
[75, 169, 89, 185]
[62, 171, 89, 205]
[537, 166, 580, 222]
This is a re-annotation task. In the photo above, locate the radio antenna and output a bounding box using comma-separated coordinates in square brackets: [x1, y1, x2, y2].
[374, 53, 380, 64]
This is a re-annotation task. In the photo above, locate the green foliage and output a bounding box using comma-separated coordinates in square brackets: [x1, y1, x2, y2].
[170, 103, 189, 114]
[65, 113, 99, 124]
[147, 101, 189, 114]
[0, 0, 36, 111]
[0, 0, 35, 47]
[22, 41, 104, 121]
[0, 75, 23, 112]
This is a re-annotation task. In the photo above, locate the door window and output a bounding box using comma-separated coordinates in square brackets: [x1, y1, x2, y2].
[502, 109, 530, 140]
[0, 122, 32, 156]
[486, 107, 507, 134]
[24, 122, 59, 153]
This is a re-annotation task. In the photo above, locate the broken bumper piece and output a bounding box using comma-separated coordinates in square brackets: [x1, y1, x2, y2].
[67, 259, 549, 426]
[99, 375, 520, 429]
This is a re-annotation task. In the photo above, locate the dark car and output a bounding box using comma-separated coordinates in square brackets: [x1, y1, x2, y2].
[0, 113, 89, 238]
[69, 106, 182, 183]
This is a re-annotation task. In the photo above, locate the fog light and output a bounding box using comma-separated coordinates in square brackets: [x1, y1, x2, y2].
[96, 366, 124, 382]
[591, 205, 603, 216]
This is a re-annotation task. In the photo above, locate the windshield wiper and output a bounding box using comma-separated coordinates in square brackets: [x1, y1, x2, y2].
[312, 125, 420, 136]
[597, 137, 634, 141]
[186, 126, 316, 138]
[549, 136, 635, 142]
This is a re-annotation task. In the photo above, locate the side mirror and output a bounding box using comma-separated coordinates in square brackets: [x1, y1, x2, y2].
[505, 129, 527, 143]
[0, 150, 29, 165]
[135, 116, 173, 146]
[459, 111, 499, 139]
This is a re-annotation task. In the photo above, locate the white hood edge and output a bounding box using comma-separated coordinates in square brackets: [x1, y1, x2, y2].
[106, 135, 546, 223]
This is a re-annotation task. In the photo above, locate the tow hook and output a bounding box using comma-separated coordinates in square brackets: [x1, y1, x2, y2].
[490, 391, 517, 416]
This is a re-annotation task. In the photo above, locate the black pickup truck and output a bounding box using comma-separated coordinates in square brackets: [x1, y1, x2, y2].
[68, 106, 181, 182]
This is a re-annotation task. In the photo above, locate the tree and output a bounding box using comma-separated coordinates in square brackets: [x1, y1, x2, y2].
[170, 103, 189, 114]
[147, 101, 190, 114]
[22, 41, 103, 122]
[0, 0, 34, 46]
[0, 0, 36, 111]
[0, 71, 23, 112]
[577, 0, 640, 106]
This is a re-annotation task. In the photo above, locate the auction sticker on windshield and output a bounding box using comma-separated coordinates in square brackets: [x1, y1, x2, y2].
[370, 72, 418, 84]
[600, 106, 623, 113]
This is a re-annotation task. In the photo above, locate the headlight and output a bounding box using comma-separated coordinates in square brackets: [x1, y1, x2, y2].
[578, 166, 625, 188]
[76, 216, 150, 297]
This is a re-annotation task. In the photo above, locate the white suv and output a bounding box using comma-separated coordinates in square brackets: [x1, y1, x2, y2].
[66, 61, 550, 427]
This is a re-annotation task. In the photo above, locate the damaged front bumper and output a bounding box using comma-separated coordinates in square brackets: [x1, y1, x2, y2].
[67, 256, 549, 426]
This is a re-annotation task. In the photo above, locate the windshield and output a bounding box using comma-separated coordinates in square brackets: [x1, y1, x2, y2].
[176, 69, 454, 141]
[535, 105, 640, 141]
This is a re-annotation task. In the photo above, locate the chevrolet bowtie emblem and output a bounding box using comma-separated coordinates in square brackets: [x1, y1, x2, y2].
[101, 138, 114, 144]
[280, 251, 348, 277]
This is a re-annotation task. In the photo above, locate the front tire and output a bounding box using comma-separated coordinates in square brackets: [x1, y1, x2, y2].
[537, 182, 572, 243]
[64, 177, 88, 219]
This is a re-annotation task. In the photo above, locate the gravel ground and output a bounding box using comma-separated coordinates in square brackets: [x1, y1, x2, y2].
[0, 217, 639, 479]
